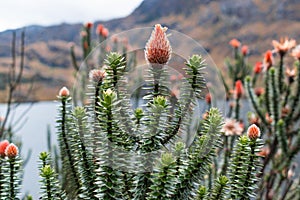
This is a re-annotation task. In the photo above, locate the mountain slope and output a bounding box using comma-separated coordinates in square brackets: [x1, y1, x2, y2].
[0, 0, 300, 101]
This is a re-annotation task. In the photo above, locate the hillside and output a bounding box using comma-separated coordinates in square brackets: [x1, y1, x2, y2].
[0, 0, 300, 101]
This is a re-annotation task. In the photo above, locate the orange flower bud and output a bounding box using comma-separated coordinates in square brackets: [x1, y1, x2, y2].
[5, 143, 19, 159]
[229, 38, 241, 48]
[247, 124, 261, 140]
[85, 22, 93, 29]
[254, 62, 263, 74]
[96, 24, 104, 35]
[235, 80, 243, 99]
[263, 50, 274, 70]
[254, 87, 264, 97]
[266, 113, 273, 124]
[241, 45, 249, 56]
[205, 93, 211, 104]
[101, 28, 109, 38]
[59, 87, 70, 97]
[0, 140, 9, 158]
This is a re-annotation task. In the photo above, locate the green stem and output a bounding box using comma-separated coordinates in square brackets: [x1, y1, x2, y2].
[270, 69, 279, 126]
[240, 140, 256, 199]
[221, 137, 229, 175]
[77, 117, 97, 199]
[152, 65, 163, 98]
[9, 158, 15, 199]
[0, 160, 3, 198]
[278, 54, 284, 94]
[286, 60, 300, 123]
[46, 175, 52, 200]
[265, 72, 271, 115]
[283, 82, 291, 107]
[61, 99, 80, 190]
[246, 79, 269, 127]
[234, 97, 240, 120]
[252, 74, 258, 87]
[94, 82, 102, 151]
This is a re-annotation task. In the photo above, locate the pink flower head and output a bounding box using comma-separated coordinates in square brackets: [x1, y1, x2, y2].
[59, 87, 70, 97]
[241, 45, 249, 56]
[272, 37, 296, 56]
[0, 140, 9, 158]
[247, 124, 261, 140]
[5, 143, 19, 159]
[254, 61, 263, 74]
[229, 38, 241, 48]
[285, 67, 297, 83]
[145, 24, 172, 65]
[89, 69, 106, 83]
[221, 118, 244, 136]
[235, 80, 243, 99]
[291, 45, 300, 60]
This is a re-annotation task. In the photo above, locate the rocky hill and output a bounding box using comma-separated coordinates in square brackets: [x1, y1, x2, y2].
[0, 0, 300, 101]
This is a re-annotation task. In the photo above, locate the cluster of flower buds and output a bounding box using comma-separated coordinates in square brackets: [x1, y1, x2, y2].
[96, 24, 109, 38]
[0, 140, 19, 159]
[229, 38, 249, 56]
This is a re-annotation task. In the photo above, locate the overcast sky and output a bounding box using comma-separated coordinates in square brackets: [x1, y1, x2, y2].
[0, 0, 143, 31]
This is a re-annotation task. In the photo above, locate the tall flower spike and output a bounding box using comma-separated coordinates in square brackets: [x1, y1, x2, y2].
[59, 86, 70, 97]
[5, 143, 19, 159]
[145, 24, 172, 65]
[0, 140, 9, 158]
[247, 124, 261, 140]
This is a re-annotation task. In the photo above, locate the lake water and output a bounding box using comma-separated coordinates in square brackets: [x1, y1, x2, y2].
[0, 101, 59, 199]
